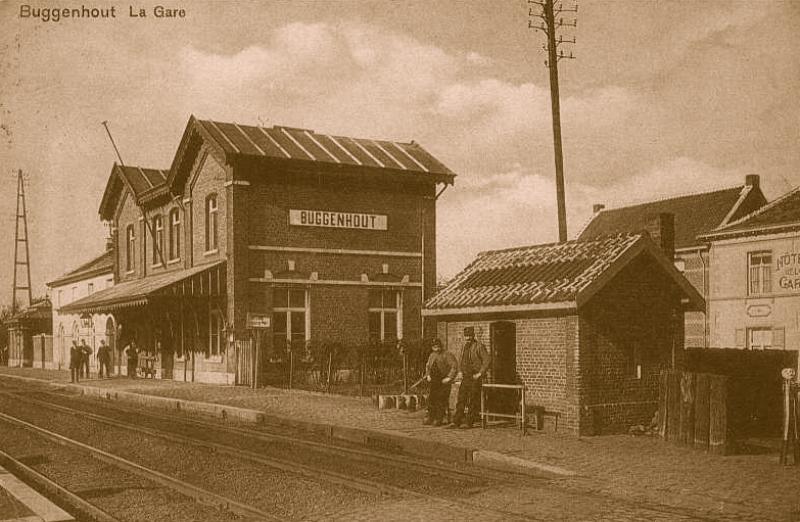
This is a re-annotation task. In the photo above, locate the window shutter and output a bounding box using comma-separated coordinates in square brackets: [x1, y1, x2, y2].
[735, 329, 745, 349]
[772, 327, 785, 349]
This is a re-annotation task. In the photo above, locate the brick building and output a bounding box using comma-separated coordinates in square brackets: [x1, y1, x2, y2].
[47, 249, 115, 371]
[698, 186, 800, 355]
[7, 298, 52, 367]
[62, 116, 454, 384]
[423, 230, 703, 435]
[579, 175, 766, 348]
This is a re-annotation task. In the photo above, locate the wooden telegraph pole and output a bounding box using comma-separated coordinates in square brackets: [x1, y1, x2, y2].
[529, 0, 577, 243]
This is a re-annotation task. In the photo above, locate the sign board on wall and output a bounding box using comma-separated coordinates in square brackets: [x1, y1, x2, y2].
[776, 252, 800, 291]
[247, 313, 271, 328]
[289, 209, 387, 231]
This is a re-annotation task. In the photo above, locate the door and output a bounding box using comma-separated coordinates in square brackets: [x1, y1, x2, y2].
[489, 321, 517, 415]
[490, 321, 516, 384]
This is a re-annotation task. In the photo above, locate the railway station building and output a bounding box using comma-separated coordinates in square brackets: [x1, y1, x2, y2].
[47, 249, 115, 371]
[423, 225, 704, 435]
[62, 116, 455, 384]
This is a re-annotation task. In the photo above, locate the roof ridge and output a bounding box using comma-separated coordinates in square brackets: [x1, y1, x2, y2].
[476, 232, 641, 258]
[202, 117, 422, 149]
[709, 185, 800, 232]
[596, 183, 743, 213]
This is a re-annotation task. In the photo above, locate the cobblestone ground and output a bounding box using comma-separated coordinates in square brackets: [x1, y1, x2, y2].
[3, 368, 799, 521]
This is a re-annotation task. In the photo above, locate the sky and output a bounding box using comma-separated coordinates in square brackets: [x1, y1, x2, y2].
[0, 0, 798, 307]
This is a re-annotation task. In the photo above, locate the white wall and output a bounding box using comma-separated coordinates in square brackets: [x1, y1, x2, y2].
[51, 271, 115, 370]
[708, 231, 800, 350]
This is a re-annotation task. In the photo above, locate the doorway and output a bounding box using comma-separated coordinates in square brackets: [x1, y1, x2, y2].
[490, 321, 517, 384]
[489, 321, 517, 415]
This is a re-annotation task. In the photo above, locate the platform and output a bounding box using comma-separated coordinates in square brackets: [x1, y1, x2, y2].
[0, 466, 72, 522]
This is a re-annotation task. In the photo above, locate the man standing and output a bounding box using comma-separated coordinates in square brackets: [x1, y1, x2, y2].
[423, 338, 457, 426]
[97, 340, 111, 378]
[69, 341, 81, 383]
[125, 341, 139, 378]
[79, 340, 92, 379]
[449, 327, 490, 429]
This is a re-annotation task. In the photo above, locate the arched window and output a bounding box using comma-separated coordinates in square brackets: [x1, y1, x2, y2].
[125, 225, 135, 272]
[169, 208, 181, 260]
[152, 215, 164, 265]
[205, 194, 218, 252]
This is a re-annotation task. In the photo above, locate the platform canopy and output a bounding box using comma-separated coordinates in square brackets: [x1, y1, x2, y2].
[60, 261, 225, 315]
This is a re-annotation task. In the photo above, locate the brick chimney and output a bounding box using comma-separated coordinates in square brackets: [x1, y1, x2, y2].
[644, 213, 675, 260]
[745, 174, 759, 189]
[593, 203, 605, 213]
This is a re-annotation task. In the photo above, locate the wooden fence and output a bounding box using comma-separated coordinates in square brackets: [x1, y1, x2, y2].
[659, 371, 729, 454]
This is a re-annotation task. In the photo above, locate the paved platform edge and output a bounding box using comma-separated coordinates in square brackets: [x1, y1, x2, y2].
[0, 466, 73, 522]
[0, 373, 574, 476]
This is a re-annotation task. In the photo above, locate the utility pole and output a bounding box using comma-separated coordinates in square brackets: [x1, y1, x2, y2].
[11, 170, 33, 314]
[529, 0, 577, 243]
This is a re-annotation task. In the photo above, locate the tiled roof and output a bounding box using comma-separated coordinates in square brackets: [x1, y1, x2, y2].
[194, 119, 455, 179]
[116, 166, 169, 198]
[100, 116, 455, 220]
[47, 250, 114, 288]
[578, 185, 759, 249]
[60, 261, 224, 314]
[425, 234, 641, 310]
[701, 186, 800, 238]
[9, 299, 52, 322]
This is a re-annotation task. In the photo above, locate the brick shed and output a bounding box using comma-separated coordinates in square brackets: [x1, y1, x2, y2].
[424, 232, 704, 435]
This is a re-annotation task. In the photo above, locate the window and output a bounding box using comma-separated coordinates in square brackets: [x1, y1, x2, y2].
[368, 289, 401, 342]
[272, 287, 308, 362]
[125, 225, 135, 272]
[748, 251, 772, 295]
[205, 194, 218, 252]
[169, 208, 181, 260]
[72, 286, 77, 301]
[87, 283, 94, 295]
[208, 310, 224, 357]
[152, 215, 164, 265]
[748, 328, 772, 350]
[57, 290, 62, 307]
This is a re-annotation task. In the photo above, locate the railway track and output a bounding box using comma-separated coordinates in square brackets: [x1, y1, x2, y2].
[0, 414, 265, 521]
[0, 377, 716, 521]
[0, 447, 118, 522]
[0, 388, 537, 521]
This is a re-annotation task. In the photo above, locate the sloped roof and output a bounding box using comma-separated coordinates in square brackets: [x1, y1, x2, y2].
[9, 299, 52, 323]
[47, 250, 114, 288]
[192, 118, 454, 177]
[424, 234, 704, 315]
[99, 164, 171, 220]
[578, 184, 763, 249]
[100, 116, 456, 220]
[700, 186, 800, 239]
[60, 261, 224, 314]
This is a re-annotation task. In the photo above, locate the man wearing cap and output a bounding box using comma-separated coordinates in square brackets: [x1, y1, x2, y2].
[423, 338, 457, 427]
[449, 326, 490, 429]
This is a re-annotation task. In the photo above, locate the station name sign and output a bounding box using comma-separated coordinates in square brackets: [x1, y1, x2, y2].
[289, 209, 387, 231]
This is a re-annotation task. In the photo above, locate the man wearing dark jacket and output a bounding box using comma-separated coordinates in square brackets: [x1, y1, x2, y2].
[79, 340, 92, 379]
[449, 326, 490, 429]
[423, 338, 457, 426]
[69, 341, 82, 383]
